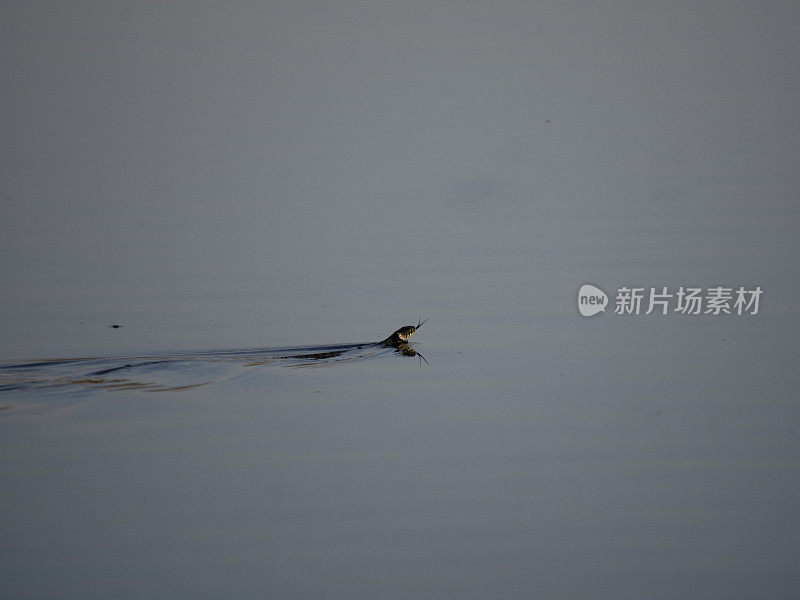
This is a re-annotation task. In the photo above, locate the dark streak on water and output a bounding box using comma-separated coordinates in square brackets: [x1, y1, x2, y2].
[0, 341, 422, 395]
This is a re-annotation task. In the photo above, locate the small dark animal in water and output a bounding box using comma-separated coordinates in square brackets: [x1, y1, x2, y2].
[109, 324, 122, 329]
[379, 318, 427, 345]
[282, 319, 429, 365]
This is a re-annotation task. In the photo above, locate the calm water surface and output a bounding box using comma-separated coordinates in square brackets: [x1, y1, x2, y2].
[2, 291, 799, 599]
[3, 3, 800, 596]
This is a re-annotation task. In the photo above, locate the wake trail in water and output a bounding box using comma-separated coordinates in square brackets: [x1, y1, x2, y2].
[0, 342, 406, 395]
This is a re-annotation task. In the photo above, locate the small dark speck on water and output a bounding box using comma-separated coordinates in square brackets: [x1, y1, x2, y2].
[109, 324, 122, 329]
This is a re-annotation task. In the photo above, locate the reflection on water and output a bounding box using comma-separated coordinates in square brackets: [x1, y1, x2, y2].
[0, 338, 428, 395]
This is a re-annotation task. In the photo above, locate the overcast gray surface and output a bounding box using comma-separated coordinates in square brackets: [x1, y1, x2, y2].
[3, 0, 798, 357]
[2, 2, 800, 598]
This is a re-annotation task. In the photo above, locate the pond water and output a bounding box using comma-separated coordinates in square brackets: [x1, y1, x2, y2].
[2, 252, 799, 599]
[3, 2, 800, 598]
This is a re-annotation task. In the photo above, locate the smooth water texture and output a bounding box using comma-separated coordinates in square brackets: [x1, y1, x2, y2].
[3, 2, 800, 599]
[3, 309, 799, 599]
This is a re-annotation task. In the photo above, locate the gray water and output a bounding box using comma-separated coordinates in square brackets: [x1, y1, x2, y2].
[2, 286, 798, 599]
[3, 2, 800, 599]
